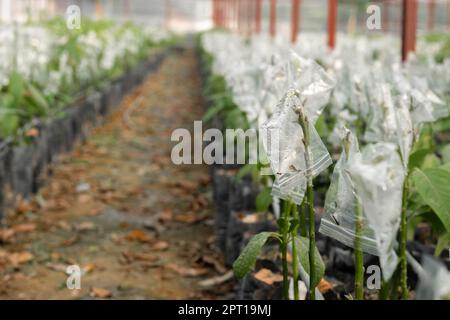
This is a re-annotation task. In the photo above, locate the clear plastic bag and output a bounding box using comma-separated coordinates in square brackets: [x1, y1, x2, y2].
[319, 128, 379, 256]
[416, 256, 450, 300]
[347, 142, 405, 280]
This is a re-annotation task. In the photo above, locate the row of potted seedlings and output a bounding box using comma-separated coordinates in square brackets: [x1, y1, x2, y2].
[197, 31, 450, 300]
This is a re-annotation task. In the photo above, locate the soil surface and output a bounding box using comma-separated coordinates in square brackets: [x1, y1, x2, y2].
[0, 46, 234, 299]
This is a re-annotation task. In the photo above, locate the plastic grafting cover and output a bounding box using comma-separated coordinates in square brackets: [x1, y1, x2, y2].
[261, 54, 334, 205]
[416, 256, 450, 300]
[347, 142, 405, 280]
[364, 83, 413, 169]
[410, 84, 448, 126]
[319, 129, 379, 256]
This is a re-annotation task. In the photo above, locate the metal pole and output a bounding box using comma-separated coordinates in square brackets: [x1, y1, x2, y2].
[255, 0, 262, 33]
[427, 0, 436, 32]
[291, 0, 300, 44]
[269, 0, 277, 38]
[327, 0, 337, 49]
[401, 0, 418, 62]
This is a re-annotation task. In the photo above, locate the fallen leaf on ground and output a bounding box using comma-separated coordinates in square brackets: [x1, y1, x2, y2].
[8, 251, 34, 266]
[198, 270, 234, 288]
[25, 127, 39, 137]
[16, 200, 33, 214]
[318, 278, 334, 294]
[45, 262, 67, 273]
[125, 230, 154, 243]
[158, 208, 173, 223]
[122, 251, 159, 263]
[61, 235, 80, 247]
[56, 221, 72, 231]
[75, 221, 96, 231]
[13, 223, 37, 233]
[77, 194, 91, 204]
[152, 240, 169, 251]
[83, 263, 97, 274]
[254, 268, 283, 285]
[166, 263, 208, 277]
[0, 229, 15, 243]
[201, 255, 227, 274]
[174, 212, 205, 224]
[90, 287, 112, 298]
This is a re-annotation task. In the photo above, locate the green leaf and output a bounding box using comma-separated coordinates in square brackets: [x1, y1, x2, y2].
[441, 144, 450, 164]
[9, 71, 24, 103]
[422, 154, 441, 169]
[408, 148, 431, 172]
[440, 163, 450, 173]
[435, 234, 450, 257]
[294, 236, 325, 288]
[27, 84, 49, 114]
[412, 168, 450, 233]
[202, 103, 225, 122]
[235, 164, 256, 182]
[255, 186, 272, 213]
[232, 232, 278, 279]
[315, 114, 329, 139]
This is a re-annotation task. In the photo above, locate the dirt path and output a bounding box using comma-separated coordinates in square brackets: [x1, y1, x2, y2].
[0, 47, 233, 299]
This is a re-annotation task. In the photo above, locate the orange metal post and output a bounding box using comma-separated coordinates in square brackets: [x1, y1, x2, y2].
[291, 0, 300, 44]
[165, 0, 171, 30]
[327, 0, 337, 49]
[269, 0, 277, 38]
[427, 0, 436, 32]
[212, 0, 218, 27]
[255, 0, 262, 33]
[383, 0, 389, 32]
[401, 0, 418, 62]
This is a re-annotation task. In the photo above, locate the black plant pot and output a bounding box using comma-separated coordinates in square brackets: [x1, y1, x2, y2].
[237, 257, 283, 300]
[224, 211, 277, 267]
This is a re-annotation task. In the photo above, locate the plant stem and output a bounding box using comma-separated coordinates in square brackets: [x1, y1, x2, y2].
[291, 204, 300, 300]
[354, 198, 364, 300]
[281, 200, 291, 300]
[298, 111, 316, 300]
[399, 181, 409, 299]
[299, 201, 307, 237]
[306, 180, 316, 300]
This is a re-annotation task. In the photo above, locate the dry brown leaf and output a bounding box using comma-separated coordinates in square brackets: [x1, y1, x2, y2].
[8, 251, 34, 266]
[13, 223, 37, 233]
[61, 235, 80, 247]
[0, 229, 15, 243]
[174, 212, 204, 224]
[25, 127, 40, 137]
[90, 287, 112, 298]
[45, 262, 67, 273]
[158, 208, 173, 223]
[123, 252, 159, 262]
[77, 194, 91, 204]
[83, 263, 97, 274]
[151, 240, 169, 251]
[16, 200, 33, 214]
[166, 263, 208, 277]
[254, 268, 283, 285]
[56, 221, 72, 231]
[75, 221, 96, 231]
[318, 278, 334, 294]
[173, 180, 198, 192]
[201, 255, 227, 274]
[125, 229, 153, 243]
